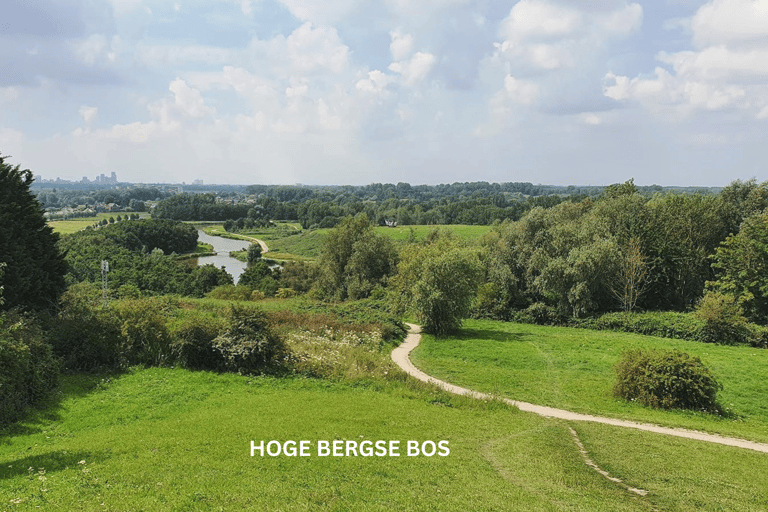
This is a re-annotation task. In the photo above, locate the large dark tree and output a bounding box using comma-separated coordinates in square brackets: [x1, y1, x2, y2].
[0, 154, 67, 311]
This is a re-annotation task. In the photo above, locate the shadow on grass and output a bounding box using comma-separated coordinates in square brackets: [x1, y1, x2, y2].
[0, 371, 125, 444]
[445, 327, 535, 344]
[0, 450, 108, 479]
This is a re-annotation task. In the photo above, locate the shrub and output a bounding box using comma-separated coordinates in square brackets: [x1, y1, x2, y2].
[614, 349, 722, 413]
[0, 312, 60, 426]
[206, 284, 254, 302]
[212, 306, 288, 374]
[170, 314, 226, 370]
[113, 297, 173, 366]
[51, 283, 123, 371]
[275, 288, 296, 299]
[587, 311, 705, 341]
[747, 324, 768, 349]
[695, 291, 749, 345]
[525, 302, 562, 325]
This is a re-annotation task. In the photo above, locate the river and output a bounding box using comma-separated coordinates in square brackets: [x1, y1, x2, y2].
[193, 229, 252, 284]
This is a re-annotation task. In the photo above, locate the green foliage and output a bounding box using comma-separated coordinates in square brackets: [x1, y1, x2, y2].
[238, 261, 279, 296]
[709, 212, 768, 324]
[51, 283, 123, 371]
[585, 311, 704, 341]
[206, 284, 258, 301]
[695, 291, 749, 345]
[614, 349, 722, 413]
[518, 302, 563, 326]
[212, 306, 288, 374]
[0, 153, 67, 311]
[170, 314, 227, 370]
[0, 312, 60, 426]
[152, 193, 253, 221]
[113, 297, 174, 366]
[246, 243, 262, 263]
[394, 232, 482, 335]
[280, 260, 320, 293]
[315, 214, 398, 300]
[59, 220, 229, 298]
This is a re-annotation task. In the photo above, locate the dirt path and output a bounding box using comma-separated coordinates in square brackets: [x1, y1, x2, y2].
[392, 323, 768, 454]
[204, 229, 269, 254]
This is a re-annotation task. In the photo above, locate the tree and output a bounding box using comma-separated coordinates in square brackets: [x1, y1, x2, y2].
[393, 231, 482, 335]
[247, 243, 262, 264]
[708, 212, 768, 324]
[315, 213, 398, 300]
[610, 237, 650, 312]
[0, 154, 67, 311]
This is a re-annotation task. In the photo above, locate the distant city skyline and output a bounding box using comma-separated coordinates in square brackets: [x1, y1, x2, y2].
[2, 0, 767, 187]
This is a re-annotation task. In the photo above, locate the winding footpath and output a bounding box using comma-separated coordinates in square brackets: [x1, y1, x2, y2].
[392, 323, 768, 454]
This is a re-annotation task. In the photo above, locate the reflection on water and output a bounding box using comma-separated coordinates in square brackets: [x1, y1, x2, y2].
[192, 229, 252, 284]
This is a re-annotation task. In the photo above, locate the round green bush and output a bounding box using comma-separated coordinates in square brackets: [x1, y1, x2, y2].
[212, 306, 288, 375]
[614, 349, 722, 413]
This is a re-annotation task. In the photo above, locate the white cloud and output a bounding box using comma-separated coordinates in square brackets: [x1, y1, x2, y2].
[108, 0, 143, 17]
[502, 75, 539, 105]
[389, 52, 436, 86]
[285, 23, 350, 74]
[604, 0, 768, 120]
[496, 0, 642, 70]
[502, 0, 582, 41]
[355, 70, 393, 94]
[0, 87, 20, 104]
[167, 79, 215, 118]
[79, 106, 98, 127]
[692, 0, 768, 48]
[73, 35, 120, 65]
[277, 0, 359, 25]
[389, 31, 414, 61]
[138, 44, 235, 66]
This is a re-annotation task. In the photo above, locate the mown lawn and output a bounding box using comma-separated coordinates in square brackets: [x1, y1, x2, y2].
[0, 369, 646, 511]
[411, 319, 768, 444]
[3, 367, 767, 510]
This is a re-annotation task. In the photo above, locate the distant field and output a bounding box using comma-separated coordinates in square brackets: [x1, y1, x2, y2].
[412, 319, 768, 444]
[374, 224, 494, 241]
[48, 213, 148, 235]
[198, 223, 495, 262]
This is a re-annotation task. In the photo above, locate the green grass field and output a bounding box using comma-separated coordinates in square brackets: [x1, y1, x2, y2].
[411, 319, 768, 444]
[373, 224, 494, 241]
[3, 366, 767, 510]
[201, 223, 494, 262]
[47, 214, 125, 235]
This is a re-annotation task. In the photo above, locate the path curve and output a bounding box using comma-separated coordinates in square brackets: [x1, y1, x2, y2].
[202, 229, 269, 254]
[392, 323, 768, 454]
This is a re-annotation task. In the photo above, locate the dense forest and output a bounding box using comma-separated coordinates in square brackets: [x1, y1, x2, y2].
[151, 181, 719, 229]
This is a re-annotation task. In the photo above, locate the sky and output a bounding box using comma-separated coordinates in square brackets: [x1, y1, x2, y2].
[1, 0, 767, 186]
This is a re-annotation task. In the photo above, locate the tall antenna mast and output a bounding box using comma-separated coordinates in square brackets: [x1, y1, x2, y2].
[101, 260, 109, 306]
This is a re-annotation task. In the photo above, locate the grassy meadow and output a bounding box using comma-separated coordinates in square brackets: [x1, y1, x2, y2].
[411, 319, 768, 444]
[200, 223, 494, 262]
[3, 365, 768, 511]
[48, 214, 121, 235]
[372, 224, 494, 241]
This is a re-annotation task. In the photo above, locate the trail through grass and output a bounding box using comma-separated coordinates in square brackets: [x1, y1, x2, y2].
[411, 319, 768, 443]
[1, 368, 662, 511]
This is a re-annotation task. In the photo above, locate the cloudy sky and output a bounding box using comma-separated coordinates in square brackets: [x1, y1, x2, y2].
[1, 0, 766, 186]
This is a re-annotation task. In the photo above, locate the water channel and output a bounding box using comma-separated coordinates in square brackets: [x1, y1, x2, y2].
[193, 229, 251, 284]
